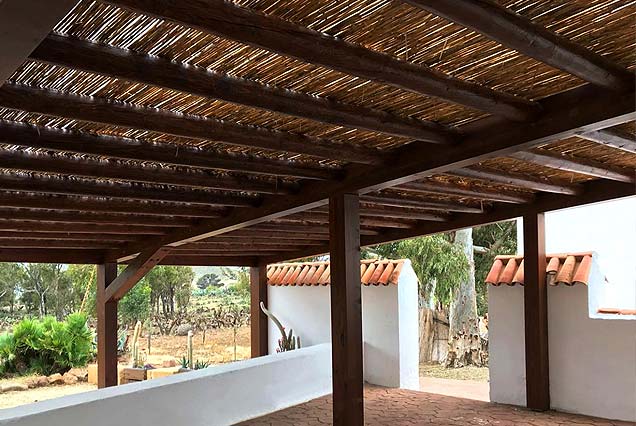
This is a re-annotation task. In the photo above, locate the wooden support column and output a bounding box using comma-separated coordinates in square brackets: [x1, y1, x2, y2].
[329, 193, 363, 426]
[523, 212, 550, 410]
[97, 263, 118, 388]
[250, 263, 268, 358]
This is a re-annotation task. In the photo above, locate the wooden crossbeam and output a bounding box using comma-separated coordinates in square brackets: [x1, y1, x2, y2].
[0, 239, 120, 249]
[361, 194, 484, 213]
[0, 232, 137, 242]
[157, 255, 258, 266]
[316, 205, 448, 222]
[578, 129, 636, 154]
[110, 84, 634, 260]
[0, 120, 335, 180]
[0, 248, 106, 264]
[405, 0, 634, 90]
[109, 0, 539, 121]
[0, 84, 381, 164]
[0, 173, 257, 207]
[396, 180, 534, 203]
[449, 167, 581, 195]
[0, 191, 227, 218]
[273, 214, 414, 229]
[105, 247, 171, 301]
[32, 34, 456, 144]
[0, 149, 294, 194]
[0, 208, 195, 227]
[195, 237, 324, 246]
[511, 150, 635, 183]
[0, 220, 168, 235]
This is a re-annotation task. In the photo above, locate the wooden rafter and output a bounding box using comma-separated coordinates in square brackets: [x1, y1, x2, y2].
[0, 208, 195, 227]
[105, 247, 171, 301]
[32, 34, 456, 144]
[108, 0, 540, 121]
[449, 167, 581, 195]
[361, 194, 484, 213]
[396, 180, 534, 204]
[0, 220, 168, 235]
[578, 129, 636, 154]
[405, 0, 634, 90]
[0, 83, 381, 164]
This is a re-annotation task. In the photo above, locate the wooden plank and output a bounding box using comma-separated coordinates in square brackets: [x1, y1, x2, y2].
[397, 180, 534, 203]
[0, 84, 381, 165]
[97, 263, 118, 388]
[315, 205, 448, 222]
[0, 220, 168, 235]
[274, 213, 415, 229]
[511, 150, 635, 183]
[0, 232, 137, 242]
[0, 0, 77, 83]
[105, 247, 171, 301]
[0, 208, 195, 227]
[450, 167, 581, 195]
[33, 34, 456, 144]
[578, 129, 636, 154]
[0, 149, 295, 194]
[405, 0, 634, 90]
[523, 212, 550, 411]
[250, 264, 269, 358]
[0, 172, 257, 207]
[156, 255, 258, 266]
[329, 193, 363, 426]
[0, 120, 335, 180]
[0, 248, 106, 264]
[109, 0, 539, 121]
[361, 194, 484, 213]
[0, 239, 121, 249]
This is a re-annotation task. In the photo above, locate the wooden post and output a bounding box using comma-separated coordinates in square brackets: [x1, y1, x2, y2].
[97, 263, 118, 388]
[250, 263, 268, 358]
[523, 212, 550, 410]
[329, 193, 363, 426]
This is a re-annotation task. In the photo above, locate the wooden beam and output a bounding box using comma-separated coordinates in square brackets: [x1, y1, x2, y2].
[274, 213, 415, 229]
[0, 248, 106, 264]
[0, 232, 137, 242]
[578, 129, 636, 154]
[157, 255, 258, 266]
[109, 0, 539, 121]
[0, 239, 121, 249]
[329, 193, 363, 426]
[186, 242, 313, 250]
[196, 237, 324, 246]
[221, 230, 329, 241]
[0, 120, 335, 180]
[0, 173, 257, 207]
[0, 84, 381, 164]
[523, 212, 550, 410]
[0, 208, 195, 227]
[450, 167, 581, 195]
[0, 149, 295, 194]
[0, 0, 76, 83]
[316, 205, 448, 222]
[105, 247, 171, 301]
[397, 180, 534, 203]
[405, 0, 634, 90]
[97, 263, 118, 388]
[32, 34, 456, 144]
[0, 220, 168, 235]
[361, 194, 484, 213]
[112, 84, 635, 258]
[511, 150, 635, 183]
[250, 264, 269, 358]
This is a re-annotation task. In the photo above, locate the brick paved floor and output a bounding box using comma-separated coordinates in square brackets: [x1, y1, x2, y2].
[237, 386, 634, 426]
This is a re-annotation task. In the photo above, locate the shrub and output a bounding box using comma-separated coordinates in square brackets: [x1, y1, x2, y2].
[0, 313, 93, 377]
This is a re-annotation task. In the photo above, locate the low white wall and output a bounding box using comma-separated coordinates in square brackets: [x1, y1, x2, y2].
[0, 344, 332, 426]
[489, 284, 636, 422]
[268, 265, 419, 390]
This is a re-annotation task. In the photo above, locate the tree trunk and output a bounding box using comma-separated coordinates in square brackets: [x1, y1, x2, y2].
[419, 308, 435, 363]
[446, 228, 484, 367]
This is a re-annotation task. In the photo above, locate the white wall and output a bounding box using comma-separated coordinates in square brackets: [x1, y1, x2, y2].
[0, 344, 332, 426]
[267, 264, 419, 390]
[489, 284, 636, 422]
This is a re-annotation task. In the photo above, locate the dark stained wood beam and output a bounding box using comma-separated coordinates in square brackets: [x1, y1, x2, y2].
[0, 149, 294, 194]
[0, 239, 121, 249]
[0, 173, 257, 207]
[0, 220, 168, 235]
[109, 0, 539, 121]
[578, 129, 636, 154]
[405, 0, 634, 90]
[32, 34, 456, 144]
[97, 263, 118, 388]
[0, 191, 227, 218]
[250, 263, 269, 357]
[157, 255, 258, 266]
[186, 242, 313, 250]
[274, 212, 415, 229]
[523, 211, 550, 410]
[221, 230, 329, 241]
[329, 193, 364, 426]
[361, 194, 484, 213]
[105, 247, 171, 301]
[0, 248, 106, 264]
[196, 237, 324, 246]
[0, 120, 335, 180]
[449, 167, 581, 195]
[0, 0, 77, 83]
[315, 205, 448, 222]
[0, 232, 136, 242]
[397, 180, 534, 203]
[0, 84, 381, 164]
[171, 250, 292, 256]
[0, 208, 195, 227]
[252, 223, 380, 236]
[511, 150, 635, 183]
[113, 84, 635, 259]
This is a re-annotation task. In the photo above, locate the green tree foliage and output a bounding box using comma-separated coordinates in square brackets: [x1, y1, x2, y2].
[371, 234, 469, 308]
[146, 266, 195, 316]
[0, 263, 22, 313]
[119, 281, 152, 327]
[196, 273, 221, 290]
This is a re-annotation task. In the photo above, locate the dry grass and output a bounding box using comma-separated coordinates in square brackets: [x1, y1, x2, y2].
[420, 362, 489, 382]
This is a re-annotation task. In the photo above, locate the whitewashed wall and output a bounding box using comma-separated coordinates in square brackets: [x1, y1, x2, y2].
[0, 344, 332, 426]
[267, 261, 419, 390]
[489, 284, 636, 422]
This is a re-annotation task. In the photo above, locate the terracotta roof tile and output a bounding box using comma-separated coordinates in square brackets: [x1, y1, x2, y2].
[597, 308, 636, 316]
[486, 252, 594, 286]
[268, 259, 407, 287]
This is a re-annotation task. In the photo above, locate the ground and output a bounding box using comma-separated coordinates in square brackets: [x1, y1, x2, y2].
[419, 362, 488, 381]
[237, 386, 633, 426]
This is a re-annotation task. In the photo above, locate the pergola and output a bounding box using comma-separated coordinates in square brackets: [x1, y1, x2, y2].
[0, 0, 634, 424]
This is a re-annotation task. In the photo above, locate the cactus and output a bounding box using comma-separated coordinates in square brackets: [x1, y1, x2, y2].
[260, 302, 301, 352]
[187, 330, 194, 370]
[131, 321, 143, 368]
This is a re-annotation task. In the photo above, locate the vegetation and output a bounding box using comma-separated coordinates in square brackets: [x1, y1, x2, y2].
[0, 313, 93, 377]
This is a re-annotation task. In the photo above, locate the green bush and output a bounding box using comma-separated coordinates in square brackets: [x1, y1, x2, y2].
[0, 313, 93, 376]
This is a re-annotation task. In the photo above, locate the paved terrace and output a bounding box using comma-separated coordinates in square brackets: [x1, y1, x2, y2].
[238, 386, 633, 426]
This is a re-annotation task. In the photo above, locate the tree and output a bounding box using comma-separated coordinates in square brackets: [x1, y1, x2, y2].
[196, 273, 221, 290]
[119, 281, 151, 327]
[0, 263, 22, 313]
[19, 264, 67, 318]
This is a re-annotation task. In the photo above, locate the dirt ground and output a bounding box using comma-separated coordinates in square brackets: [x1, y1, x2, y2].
[0, 382, 96, 410]
[420, 362, 489, 382]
